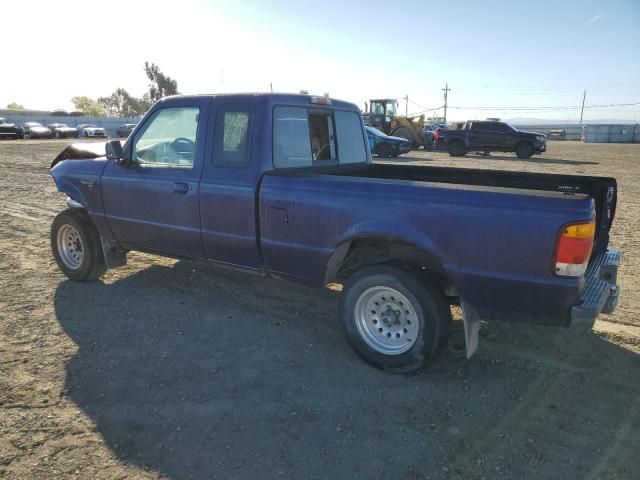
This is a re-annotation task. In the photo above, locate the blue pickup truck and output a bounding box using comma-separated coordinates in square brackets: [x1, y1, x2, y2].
[49, 93, 621, 373]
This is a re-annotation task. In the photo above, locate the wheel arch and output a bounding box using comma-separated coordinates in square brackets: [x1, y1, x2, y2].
[324, 232, 454, 296]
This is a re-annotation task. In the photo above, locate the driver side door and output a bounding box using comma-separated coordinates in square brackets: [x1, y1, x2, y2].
[101, 99, 210, 258]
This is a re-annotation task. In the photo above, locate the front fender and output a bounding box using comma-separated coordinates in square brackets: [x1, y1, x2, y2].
[52, 172, 89, 207]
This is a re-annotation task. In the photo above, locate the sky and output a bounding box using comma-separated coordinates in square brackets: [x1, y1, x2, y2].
[1, 0, 639, 122]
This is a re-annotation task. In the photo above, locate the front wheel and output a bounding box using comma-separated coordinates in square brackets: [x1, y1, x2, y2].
[51, 209, 106, 281]
[516, 142, 534, 159]
[447, 141, 466, 157]
[339, 265, 451, 373]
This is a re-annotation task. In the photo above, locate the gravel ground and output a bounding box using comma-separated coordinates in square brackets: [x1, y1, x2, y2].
[0, 139, 639, 480]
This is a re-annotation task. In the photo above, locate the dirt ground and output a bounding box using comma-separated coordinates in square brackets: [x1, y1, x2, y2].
[1, 140, 639, 480]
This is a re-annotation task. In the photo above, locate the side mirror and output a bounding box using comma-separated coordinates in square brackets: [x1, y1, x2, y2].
[105, 140, 131, 167]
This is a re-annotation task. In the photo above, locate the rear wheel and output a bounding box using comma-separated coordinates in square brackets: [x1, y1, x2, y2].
[516, 142, 534, 159]
[447, 140, 466, 157]
[340, 265, 451, 373]
[51, 209, 106, 281]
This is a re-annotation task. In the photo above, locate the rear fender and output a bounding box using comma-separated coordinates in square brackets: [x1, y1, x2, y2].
[324, 222, 446, 283]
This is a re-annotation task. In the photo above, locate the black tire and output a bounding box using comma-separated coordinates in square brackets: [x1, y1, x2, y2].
[516, 142, 534, 159]
[339, 265, 451, 373]
[376, 143, 393, 158]
[447, 140, 466, 157]
[51, 209, 106, 282]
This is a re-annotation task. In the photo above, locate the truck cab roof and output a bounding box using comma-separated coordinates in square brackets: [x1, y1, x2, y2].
[157, 93, 360, 112]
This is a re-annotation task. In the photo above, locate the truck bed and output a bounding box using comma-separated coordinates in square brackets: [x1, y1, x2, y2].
[333, 163, 617, 255]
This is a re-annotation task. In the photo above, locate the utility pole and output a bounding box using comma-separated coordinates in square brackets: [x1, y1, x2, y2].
[579, 90, 586, 125]
[442, 83, 451, 124]
[403, 95, 408, 116]
[270, 82, 273, 92]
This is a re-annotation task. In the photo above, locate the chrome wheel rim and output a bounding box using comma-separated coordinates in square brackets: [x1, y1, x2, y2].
[56, 224, 84, 270]
[354, 286, 419, 355]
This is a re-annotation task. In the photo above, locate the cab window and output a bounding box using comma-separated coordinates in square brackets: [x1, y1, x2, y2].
[213, 106, 253, 167]
[132, 107, 199, 168]
[273, 106, 367, 168]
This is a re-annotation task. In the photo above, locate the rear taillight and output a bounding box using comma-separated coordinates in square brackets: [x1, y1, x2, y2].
[554, 219, 596, 277]
[434, 130, 441, 140]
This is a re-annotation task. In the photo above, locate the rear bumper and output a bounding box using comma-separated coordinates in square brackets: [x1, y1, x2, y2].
[571, 248, 621, 327]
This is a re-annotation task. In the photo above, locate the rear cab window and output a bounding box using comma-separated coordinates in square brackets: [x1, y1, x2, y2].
[213, 105, 254, 168]
[273, 105, 367, 168]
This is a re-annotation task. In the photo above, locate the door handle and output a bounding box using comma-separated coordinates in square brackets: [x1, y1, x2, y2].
[173, 182, 189, 194]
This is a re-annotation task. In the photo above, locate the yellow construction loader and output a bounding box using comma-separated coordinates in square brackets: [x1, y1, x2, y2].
[362, 98, 427, 149]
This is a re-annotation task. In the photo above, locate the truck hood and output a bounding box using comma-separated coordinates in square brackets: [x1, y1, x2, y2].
[50, 142, 109, 168]
[517, 130, 546, 138]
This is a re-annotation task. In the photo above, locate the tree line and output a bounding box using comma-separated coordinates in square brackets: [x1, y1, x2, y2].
[71, 62, 179, 117]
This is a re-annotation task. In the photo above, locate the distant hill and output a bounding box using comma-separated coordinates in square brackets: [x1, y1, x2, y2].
[506, 117, 638, 125]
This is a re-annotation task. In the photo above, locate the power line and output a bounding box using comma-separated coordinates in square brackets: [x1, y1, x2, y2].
[447, 102, 640, 111]
[476, 83, 640, 91]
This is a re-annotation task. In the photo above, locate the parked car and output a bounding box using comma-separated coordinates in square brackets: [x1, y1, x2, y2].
[436, 121, 547, 159]
[49, 93, 620, 373]
[116, 123, 137, 138]
[21, 122, 52, 139]
[421, 123, 447, 148]
[0, 117, 20, 139]
[366, 126, 410, 157]
[48, 123, 80, 139]
[76, 124, 108, 138]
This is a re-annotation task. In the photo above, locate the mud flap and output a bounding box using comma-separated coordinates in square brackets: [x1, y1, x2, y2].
[100, 236, 127, 268]
[461, 301, 481, 359]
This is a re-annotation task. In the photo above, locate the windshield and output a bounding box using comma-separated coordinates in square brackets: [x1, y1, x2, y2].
[0, 118, 8, 124]
[370, 102, 385, 115]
